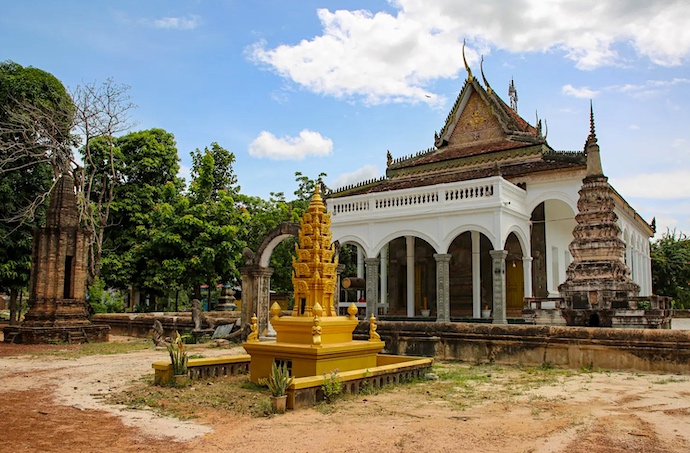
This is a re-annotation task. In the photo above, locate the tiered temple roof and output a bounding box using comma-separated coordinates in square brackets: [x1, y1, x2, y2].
[330, 63, 586, 198]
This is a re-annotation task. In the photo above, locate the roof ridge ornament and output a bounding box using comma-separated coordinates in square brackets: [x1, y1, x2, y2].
[462, 39, 473, 81]
[480, 56, 492, 93]
[509, 77, 518, 112]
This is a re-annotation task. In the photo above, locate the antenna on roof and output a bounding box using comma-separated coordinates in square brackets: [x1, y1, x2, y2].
[509, 78, 518, 112]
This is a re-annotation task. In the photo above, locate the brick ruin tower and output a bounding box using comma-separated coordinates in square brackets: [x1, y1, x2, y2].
[558, 104, 639, 326]
[3, 174, 109, 343]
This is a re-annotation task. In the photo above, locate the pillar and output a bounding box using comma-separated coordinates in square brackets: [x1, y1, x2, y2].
[522, 256, 533, 300]
[434, 254, 451, 322]
[335, 263, 345, 314]
[471, 231, 481, 318]
[380, 245, 388, 314]
[357, 246, 364, 300]
[406, 236, 415, 317]
[490, 249, 508, 324]
[365, 258, 380, 317]
[240, 266, 274, 338]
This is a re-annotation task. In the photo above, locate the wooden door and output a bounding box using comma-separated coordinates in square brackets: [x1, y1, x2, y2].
[506, 259, 524, 316]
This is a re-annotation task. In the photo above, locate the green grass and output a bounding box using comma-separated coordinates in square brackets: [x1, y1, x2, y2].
[28, 339, 153, 359]
[108, 373, 275, 418]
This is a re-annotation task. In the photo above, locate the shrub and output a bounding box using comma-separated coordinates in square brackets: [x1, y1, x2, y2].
[322, 369, 343, 403]
[167, 331, 188, 376]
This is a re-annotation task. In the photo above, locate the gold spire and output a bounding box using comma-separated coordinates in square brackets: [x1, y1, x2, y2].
[292, 186, 339, 317]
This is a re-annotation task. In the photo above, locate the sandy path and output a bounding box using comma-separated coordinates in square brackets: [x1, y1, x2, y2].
[1, 338, 690, 452]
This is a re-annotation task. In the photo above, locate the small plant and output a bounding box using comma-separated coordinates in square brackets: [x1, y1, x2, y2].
[260, 362, 293, 397]
[322, 369, 343, 403]
[167, 331, 188, 376]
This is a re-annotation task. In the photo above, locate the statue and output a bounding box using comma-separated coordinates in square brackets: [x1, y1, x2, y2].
[369, 315, 381, 342]
[191, 299, 203, 331]
[247, 313, 259, 342]
[242, 247, 255, 266]
[152, 319, 169, 347]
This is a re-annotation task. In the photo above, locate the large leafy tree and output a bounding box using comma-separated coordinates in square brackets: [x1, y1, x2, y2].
[183, 144, 247, 300]
[651, 229, 690, 308]
[100, 128, 185, 304]
[0, 61, 72, 323]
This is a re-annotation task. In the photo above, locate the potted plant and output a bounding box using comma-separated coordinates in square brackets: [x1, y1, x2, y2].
[481, 305, 492, 319]
[262, 362, 294, 413]
[167, 331, 188, 385]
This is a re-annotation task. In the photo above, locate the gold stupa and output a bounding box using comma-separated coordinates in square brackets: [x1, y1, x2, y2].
[243, 186, 385, 382]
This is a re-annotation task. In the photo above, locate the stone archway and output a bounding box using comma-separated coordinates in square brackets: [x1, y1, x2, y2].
[240, 222, 342, 338]
[240, 222, 298, 337]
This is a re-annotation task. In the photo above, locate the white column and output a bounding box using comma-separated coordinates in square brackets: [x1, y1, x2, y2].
[471, 231, 481, 319]
[523, 256, 533, 299]
[406, 236, 415, 317]
[380, 244, 388, 314]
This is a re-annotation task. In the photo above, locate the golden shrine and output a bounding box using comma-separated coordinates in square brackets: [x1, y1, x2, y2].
[243, 186, 385, 382]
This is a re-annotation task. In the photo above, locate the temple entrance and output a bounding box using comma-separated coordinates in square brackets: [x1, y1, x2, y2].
[506, 259, 524, 316]
[447, 231, 493, 318]
[505, 232, 525, 317]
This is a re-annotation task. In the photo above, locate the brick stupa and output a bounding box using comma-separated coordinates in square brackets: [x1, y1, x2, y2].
[3, 174, 109, 344]
[558, 106, 639, 321]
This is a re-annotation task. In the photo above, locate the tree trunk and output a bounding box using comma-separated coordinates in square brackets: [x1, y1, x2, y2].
[8, 288, 19, 326]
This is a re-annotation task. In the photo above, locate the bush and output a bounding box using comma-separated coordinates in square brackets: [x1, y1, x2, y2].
[87, 277, 124, 313]
[321, 369, 343, 403]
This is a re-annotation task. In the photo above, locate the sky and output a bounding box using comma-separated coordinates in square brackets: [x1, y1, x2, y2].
[2, 0, 689, 239]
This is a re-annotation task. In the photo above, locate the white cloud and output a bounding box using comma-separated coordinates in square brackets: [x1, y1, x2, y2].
[562, 84, 599, 99]
[611, 170, 690, 199]
[151, 15, 201, 30]
[248, 129, 333, 160]
[628, 124, 639, 130]
[330, 164, 380, 189]
[248, 1, 690, 105]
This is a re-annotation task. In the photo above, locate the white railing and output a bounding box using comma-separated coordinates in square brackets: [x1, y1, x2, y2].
[330, 178, 503, 217]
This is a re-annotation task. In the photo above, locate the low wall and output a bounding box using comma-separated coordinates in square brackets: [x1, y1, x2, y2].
[355, 321, 690, 374]
[152, 354, 251, 385]
[93, 312, 240, 338]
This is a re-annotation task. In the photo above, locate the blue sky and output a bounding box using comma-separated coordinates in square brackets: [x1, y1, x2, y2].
[2, 0, 689, 238]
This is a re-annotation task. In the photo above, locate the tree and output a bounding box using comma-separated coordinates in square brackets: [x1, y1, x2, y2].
[72, 78, 136, 283]
[100, 128, 185, 302]
[189, 142, 238, 201]
[0, 61, 72, 324]
[651, 229, 690, 308]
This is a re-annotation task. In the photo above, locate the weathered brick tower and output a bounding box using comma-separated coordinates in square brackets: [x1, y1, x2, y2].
[3, 174, 109, 343]
[558, 106, 640, 326]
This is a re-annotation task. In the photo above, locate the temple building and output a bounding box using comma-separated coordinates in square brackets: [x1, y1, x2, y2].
[326, 60, 654, 324]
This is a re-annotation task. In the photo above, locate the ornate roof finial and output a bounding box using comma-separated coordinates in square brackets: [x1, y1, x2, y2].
[462, 39, 473, 80]
[509, 77, 518, 112]
[588, 99, 597, 144]
[386, 150, 392, 167]
[585, 100, 603, 177]
[480, 56, 492, 93]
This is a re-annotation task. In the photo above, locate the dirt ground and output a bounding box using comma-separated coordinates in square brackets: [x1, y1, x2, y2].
[1, 336, 690, 453]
